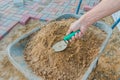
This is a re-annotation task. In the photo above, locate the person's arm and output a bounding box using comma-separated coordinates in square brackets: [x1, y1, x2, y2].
[67, 0, 120, 41]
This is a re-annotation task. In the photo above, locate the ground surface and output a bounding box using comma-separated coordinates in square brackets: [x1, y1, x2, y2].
[88, 17, 120, 80]
[0, 19, 45, 80]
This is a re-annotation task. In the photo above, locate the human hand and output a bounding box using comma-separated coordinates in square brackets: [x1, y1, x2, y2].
[66, 19, 88, 42]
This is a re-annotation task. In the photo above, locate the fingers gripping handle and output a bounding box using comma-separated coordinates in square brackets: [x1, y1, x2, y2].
[63, 30, 80, 41]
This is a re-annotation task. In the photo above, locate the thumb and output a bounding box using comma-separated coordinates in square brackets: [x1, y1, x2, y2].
[80, 26, 87, 35]
[66, 28, 73, 35]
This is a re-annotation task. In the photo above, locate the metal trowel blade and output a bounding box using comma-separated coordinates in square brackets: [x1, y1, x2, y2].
[52, 40, 68, 52]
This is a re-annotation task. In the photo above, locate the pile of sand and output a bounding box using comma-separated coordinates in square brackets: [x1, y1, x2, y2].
[24, 19, 106, 80]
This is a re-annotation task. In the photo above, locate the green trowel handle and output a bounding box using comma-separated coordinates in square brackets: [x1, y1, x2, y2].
[63, 30, 80, 41]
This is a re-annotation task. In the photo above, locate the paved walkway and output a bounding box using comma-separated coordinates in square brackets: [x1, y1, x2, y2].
[0, 0, 51, 40]
[0, 0, 100, 40]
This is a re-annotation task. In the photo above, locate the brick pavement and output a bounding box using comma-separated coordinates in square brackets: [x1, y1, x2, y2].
[0, 0, 100, 40]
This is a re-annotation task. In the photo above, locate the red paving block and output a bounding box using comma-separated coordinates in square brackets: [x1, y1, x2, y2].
[46, 17, 54, 22]
[50, 11, 57, 15]
[46, 15, 58, 21]
[47, 8, 54, 12]
[28, 14, 37, 19]
[4, 12, 10, 17]
[69, 9, 75, 13]
[33, 6, 39, 11]
[49, 3, 58, 8]
[52, 8, 58, 12]
[41, 0, 49, 4]
[22, 11, 29, 15]
[58, 2, 64, 6]
[19, 14, 30, 25]
[14, 14, 22, 18]
[48, 8, 58, 15]
[39, 14, 50, 21]
[34, 13, 43, 19]
[31, 3, 39, 9]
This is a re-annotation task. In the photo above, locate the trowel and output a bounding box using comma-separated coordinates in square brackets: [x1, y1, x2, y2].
[52, 30, 80, 52]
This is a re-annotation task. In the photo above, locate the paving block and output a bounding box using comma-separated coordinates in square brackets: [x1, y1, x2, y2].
[17, 6, 27, 10]
[49, 3, 58, 8]
[52, 8, 59, 12]
[49, 8, 58, 15]
[62, 2, 69, 7]
[16, 9, 25, 15]
[33, 0, 40, 2]
[11, 16, 21, 21]
[0, 22, 17, 40]
[94, 0, 101, 5]
[41, 0, 48, 4]
[5, 14, 14, 20]
[70, 0, 76, 4]
[2, 20, 13, 27]
[3, 6, 12, 13]
[0, 13, 3, 18]
[55, 11, 63, 16]
[7, 21, 18, 31]
[8, 9, 17, 14]
[39, 14, 49, 21]
[0, 21, 18, 31]
[0, 29, 6, 34]
[0, 5, 9, 11]
[29, 11, 38, 15]
[0, 30, 7, 39]
[57, 2, 64, 6]
[13, 0, 24, 7]
[0, 26, 6, 30]
[63, 9, 70, 13]
[33, 13, 43, 19]
[45, 4, 52, 8]
[86, 0, 100, 7]
[0, 18, 8, 23]
[22, 10, 29, 15]
[32, 3, 39, 9]
[46, 8, 54, 12]
[36, 7, 43, 13]
[69, 9, 75, 14]
[28, 13, 37, 19]
[33, 6, 40, 11]
[46, 15, 57, 21]
[14, 14, 22, 18]
[19, 14, 30, 25]
[24, 0, 33, 5]
[56, 9, 64, 15]
[57, 6, 65, 11]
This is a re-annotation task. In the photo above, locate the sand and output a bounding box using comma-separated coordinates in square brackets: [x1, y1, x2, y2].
[24, 18, 106, 80]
